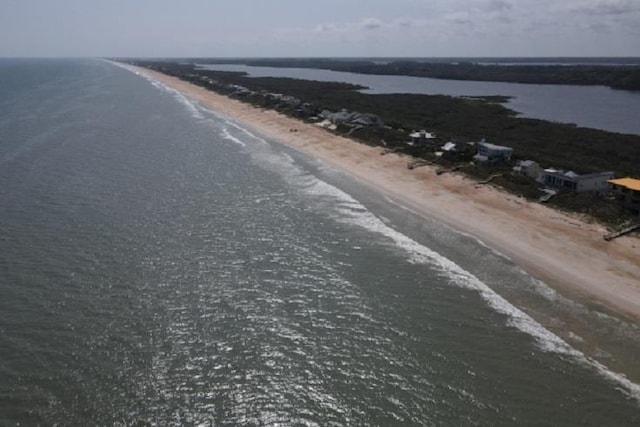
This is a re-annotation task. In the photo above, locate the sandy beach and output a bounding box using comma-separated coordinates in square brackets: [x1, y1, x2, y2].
[127, 64, 640, 321]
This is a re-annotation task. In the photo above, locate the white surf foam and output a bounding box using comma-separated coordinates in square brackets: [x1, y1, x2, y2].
[220, 127, 247, 147]
[260, 148, 640, 402]
[225, 121, 269, 145]
[115, 63, 205, 120]
[112, 62, 640, 402]
[256, 151, 578, 356]
[164, 87, 205, 120]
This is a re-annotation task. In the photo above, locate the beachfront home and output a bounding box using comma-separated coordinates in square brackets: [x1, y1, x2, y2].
[441, 141, 457, 152]
[315, 119, 338, 131]
[227, 84, 252, 97]
[438, 141, 478, 161]
[513, 160, 541, 180]
[408, 130, 436, 146]
[293, 102, 316, 118]
[320, 109, 384, 128]
[350, 112, 384, 128]
[608, 177, 640, 215]
[540, 169, 614, 193]
[264, 93, 302, 108]
[473, 140, 513, 164]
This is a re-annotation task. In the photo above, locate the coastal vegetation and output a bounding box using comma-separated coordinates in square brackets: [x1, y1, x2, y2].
[197, 58, 640, 91]
[126, 60, 640, 225]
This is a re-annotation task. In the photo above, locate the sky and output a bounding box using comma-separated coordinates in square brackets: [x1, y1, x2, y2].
[0, 0, 639, 58]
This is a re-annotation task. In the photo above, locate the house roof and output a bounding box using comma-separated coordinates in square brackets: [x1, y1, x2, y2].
[519, 160, 538, 167]
[545, 169, 614, 180]
[409, 130, 436, 139]
[479, 141, 512, 151]
[609, 177, 640, 191]
[442, 142, 457, 151]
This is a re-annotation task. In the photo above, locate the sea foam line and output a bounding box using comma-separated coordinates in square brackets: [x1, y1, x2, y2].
[225, 120, 269, 145]
[262, 146, 640, 402]
[118, 62, 270, 148]
[116, 62, 640, 402]
[326, 182, 640, 401]
[382, 194, 572, 306]
[158, 83, 205, 120]
[114, 62, 205, 120]
[220, 127, 247, 147]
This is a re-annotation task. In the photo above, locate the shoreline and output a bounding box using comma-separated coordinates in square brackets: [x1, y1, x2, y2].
[123, 63, 640, 321]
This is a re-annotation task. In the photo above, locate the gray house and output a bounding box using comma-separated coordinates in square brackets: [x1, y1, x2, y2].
[473, 140, 513, 164]
[513, 160, 541, 179]
[540, 169, 614, 193]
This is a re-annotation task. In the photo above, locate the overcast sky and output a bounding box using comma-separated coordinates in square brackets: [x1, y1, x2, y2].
[1, 0, 639, 57]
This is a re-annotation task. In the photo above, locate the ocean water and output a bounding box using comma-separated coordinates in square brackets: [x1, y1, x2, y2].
[0, 59, 639, 425]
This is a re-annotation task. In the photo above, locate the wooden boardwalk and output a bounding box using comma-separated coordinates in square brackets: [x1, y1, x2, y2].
[477, 173, 503, 184]
[604, 223, 640, 241]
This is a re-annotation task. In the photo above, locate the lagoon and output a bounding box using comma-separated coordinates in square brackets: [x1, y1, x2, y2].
[199, 63, 640, 136]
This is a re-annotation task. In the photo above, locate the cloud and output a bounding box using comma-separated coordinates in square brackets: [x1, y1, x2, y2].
[315, 23, 338, 33]
[308, 17, 386, 34]
[484, 0, 514, 12]
[360, 17, 383, 30]
[446, 11, 473, 26]
[552, 0, 640, 36]
[587, 21, 614, 33]
[571, 0, 640, 15]
[331, 17, 385, 32]
[271, 0, 640, 57]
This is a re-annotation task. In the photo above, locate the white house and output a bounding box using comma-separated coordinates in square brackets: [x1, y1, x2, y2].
[513, 160, 541, 179]
[441, 141, 457, 152]
[541, 169, 614, 193]
[319, 109, 384, 127]
[408, 130, 436, 146]
[473, 140, 513, 164]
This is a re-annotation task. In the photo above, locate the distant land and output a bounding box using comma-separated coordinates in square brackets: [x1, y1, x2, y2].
[188, 57, 640, 66]
[187, 57, 640, 91]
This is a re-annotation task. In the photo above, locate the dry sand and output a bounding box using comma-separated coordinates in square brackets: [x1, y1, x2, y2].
[127, 64, 640, 321]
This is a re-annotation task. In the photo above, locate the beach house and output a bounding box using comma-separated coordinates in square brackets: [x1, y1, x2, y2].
[540, 169, 614, 193]
[408, 130, 436, 146]
[350, 112, 384, 128]
[608, 177, 640, 215]
[320, 109, 384, 128]
[513, 160, 541, 180]
[473, 140, 513, 164]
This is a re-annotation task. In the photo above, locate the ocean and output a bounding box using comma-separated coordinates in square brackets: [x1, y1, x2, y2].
[0, 59, 639, 425]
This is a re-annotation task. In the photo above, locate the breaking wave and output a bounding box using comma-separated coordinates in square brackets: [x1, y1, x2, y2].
[128, 66, 640, 403]
[224, 118, 640, 403]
